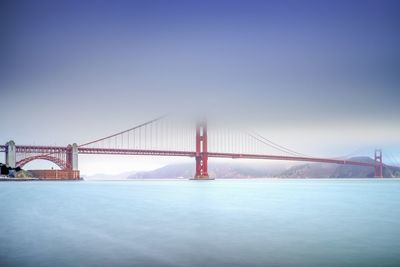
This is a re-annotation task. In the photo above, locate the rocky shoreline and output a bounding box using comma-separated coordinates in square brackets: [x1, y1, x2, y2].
[0, 176, 39, 181]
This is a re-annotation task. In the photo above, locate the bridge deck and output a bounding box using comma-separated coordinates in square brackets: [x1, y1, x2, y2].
[79, 147, 375, 167]
[0, 145, 376, 168]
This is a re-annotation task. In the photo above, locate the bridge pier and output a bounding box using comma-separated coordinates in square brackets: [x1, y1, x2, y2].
[5, 140, 16, 168]
[193, 120, 212, 180]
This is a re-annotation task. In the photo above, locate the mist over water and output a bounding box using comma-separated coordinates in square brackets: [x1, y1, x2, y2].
[1, 179, 399, 267]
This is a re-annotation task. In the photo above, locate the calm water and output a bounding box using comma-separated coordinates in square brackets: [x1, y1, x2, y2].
[0, 179, 399, 267]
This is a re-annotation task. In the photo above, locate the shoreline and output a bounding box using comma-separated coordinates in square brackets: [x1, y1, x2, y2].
[0, 177, 83, 181]
[0, 177, 40, 181]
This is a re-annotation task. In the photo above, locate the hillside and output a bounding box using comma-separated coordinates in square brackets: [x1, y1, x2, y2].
[279, 157, 400, 178]
[128, 162, 286, 179]
[83, 158, 400, 180]
[129, 157, 400, 179]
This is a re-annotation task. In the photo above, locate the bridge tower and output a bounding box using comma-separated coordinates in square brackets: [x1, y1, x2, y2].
[194, 120, 210, 179]
[66, 143, 79, 170]
[374, 149, 383, 178]
[5, 140, 16, 168]
[72, 143, 78, 170]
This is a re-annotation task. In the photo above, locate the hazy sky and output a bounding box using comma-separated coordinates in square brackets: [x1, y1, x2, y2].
[1, 0, 399, 174]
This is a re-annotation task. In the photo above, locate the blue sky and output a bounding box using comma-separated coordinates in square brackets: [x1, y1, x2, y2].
[1, 0, 399, 173]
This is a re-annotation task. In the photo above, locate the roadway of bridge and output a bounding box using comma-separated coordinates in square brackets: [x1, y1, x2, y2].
[0, 145, 374, 168]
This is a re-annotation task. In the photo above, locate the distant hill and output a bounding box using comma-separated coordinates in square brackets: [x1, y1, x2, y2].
[128, 162, 286, 179]
[84, 157, 400, 180]
[279, 157, 400, 178]
[129, 157, 400, 179]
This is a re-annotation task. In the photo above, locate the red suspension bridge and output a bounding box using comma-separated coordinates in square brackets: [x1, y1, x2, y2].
[0, 116, 384, 179]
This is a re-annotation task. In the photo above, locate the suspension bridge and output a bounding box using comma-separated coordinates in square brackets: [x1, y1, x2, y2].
[0, 116, 384, 179]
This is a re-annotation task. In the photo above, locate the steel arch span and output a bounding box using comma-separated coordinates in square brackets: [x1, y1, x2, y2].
[16, 155, 67, 170]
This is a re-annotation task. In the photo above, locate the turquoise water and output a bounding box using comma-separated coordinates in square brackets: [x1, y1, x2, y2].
[0, 179, 399, 267]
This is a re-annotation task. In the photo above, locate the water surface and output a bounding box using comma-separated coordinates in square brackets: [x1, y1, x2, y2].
[0, 179, 399, 266]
